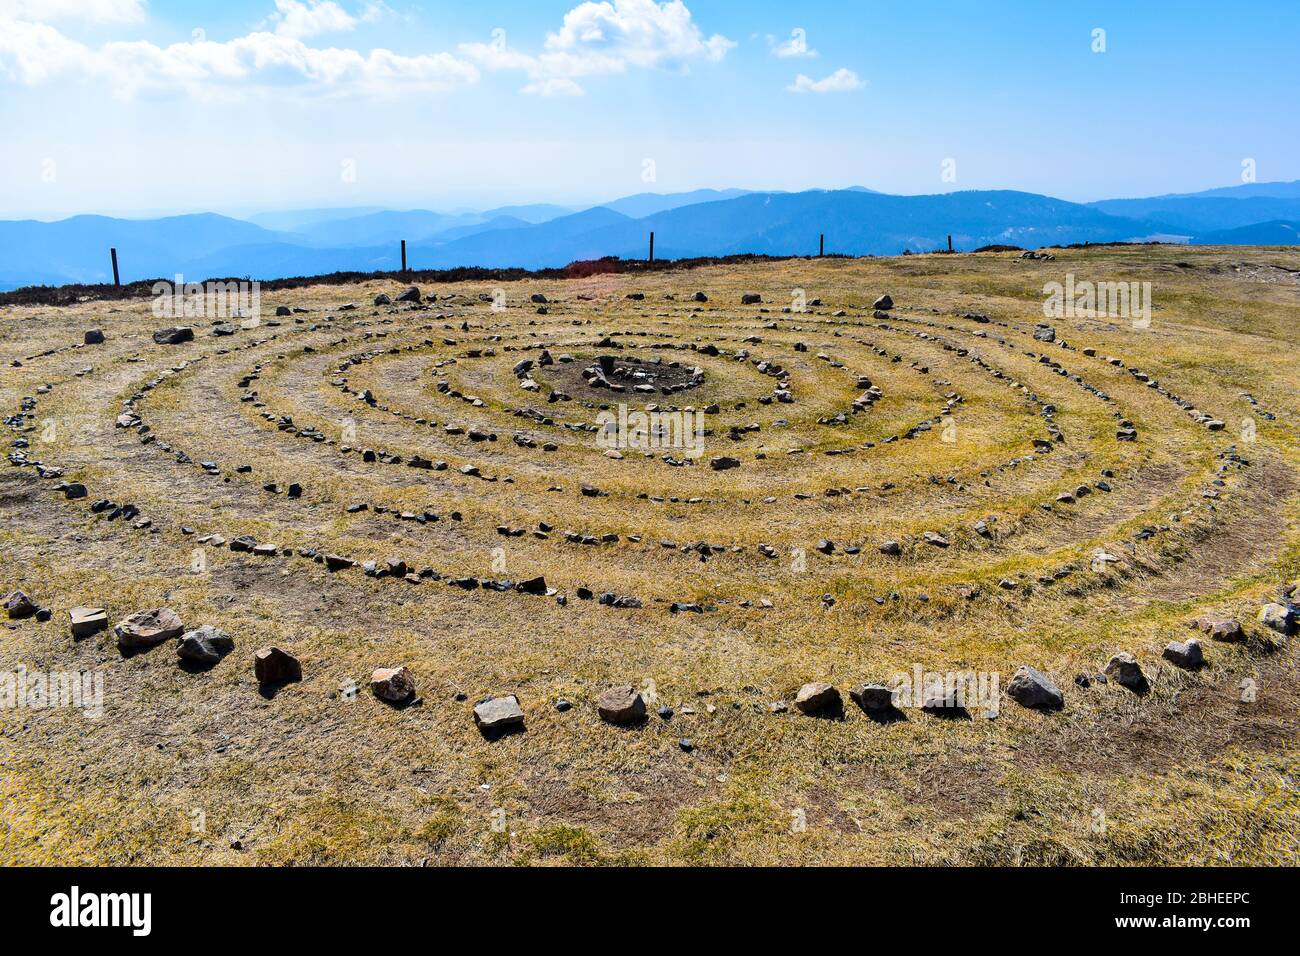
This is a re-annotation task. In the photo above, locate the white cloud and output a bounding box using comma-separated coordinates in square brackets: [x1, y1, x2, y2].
[0, 21, 478, 97]
[269, 0, 380, 40]
[786, 67, 864, 94]
[769, 28, 817, 59]
[0, 0, 729, 99]
[462, 0, 734, 95]
[0, 0, 145, 22]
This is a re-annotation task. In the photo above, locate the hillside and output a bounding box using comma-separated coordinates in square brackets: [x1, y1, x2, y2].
[2, 246, 1297, 866]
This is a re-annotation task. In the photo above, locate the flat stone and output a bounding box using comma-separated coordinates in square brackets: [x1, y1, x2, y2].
[69, 605, 108, 638]
[474, 695, 525, 730]
[115, 607, 183, 648]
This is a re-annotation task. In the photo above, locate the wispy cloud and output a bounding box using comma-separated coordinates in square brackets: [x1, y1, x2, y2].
[268, 0, 381, 40]
[0, 18, 478, 97]
[0, 0, 731, 99]
[786, 67, 864, 94]
[768, 28, 817, 59]
[461, 0, 735, 96]
[0, 0, 145, 22]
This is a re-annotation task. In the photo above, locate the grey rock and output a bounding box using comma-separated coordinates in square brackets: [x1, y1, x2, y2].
[1104, 652, 1147, 692]
[177, 625, 234, 665]
[1259, 603, 1295, 635]
[849, 684, 895, 712]
[152, 326, 194, 345]
[1006, 666, 1063, 709]
[1162, 638, 1204, 669]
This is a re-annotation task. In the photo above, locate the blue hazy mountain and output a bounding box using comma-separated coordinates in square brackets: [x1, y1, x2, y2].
[411, 189, 1174, 269]
[1191, 220, 1300, 245]
[601, 188, 752, 219]
[1088, 195, 1300, 232]
[0, 213, 290, 287]
[1153, 180, 1300, 200]
[246, 206, 388, 232]
[5, 183, 1300, 290]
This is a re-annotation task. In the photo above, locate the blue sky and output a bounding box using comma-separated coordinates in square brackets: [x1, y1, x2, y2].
[1, 0, 1296, 218]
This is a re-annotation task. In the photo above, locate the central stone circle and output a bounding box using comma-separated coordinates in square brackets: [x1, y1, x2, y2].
[542, 353, 706, 400]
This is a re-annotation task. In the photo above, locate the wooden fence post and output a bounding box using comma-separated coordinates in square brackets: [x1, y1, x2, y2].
[400, 239, 407, 273]
[819, 234, 825, 257]
[649, 232, 655, 263]
[110, 248, 120, 287]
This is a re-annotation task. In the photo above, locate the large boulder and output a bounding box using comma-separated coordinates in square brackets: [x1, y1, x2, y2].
[84, 329, 105, 345]
[152, 326, 194, 345]
[1006, 666, 1063, 709]
[872, 294, 893, 311]
[474, 695, 525, 730]
[115, 607, 183, 648]
[597, 684, 646, 723]
[395, 286, 421, 303]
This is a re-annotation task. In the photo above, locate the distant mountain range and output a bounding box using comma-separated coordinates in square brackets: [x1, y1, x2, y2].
[2, 181, 1298, 290]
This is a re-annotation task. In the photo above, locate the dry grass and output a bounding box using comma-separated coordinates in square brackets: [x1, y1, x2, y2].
[1, 245, 1298, 866]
